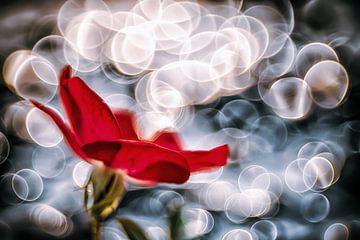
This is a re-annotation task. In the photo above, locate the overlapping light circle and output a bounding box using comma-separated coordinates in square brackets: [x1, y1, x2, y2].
[72, 160, 93, 188]
[285, 141, 345, 193]
[26, 107, 64, 147]
[12, 169, 44, 202]
[30, 204, 73, 237]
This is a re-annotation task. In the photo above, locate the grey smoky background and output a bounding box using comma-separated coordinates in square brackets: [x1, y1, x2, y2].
[1, 0, 360, 240]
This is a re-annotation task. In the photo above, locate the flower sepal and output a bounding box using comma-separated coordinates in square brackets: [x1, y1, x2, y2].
[84, 165, 126, 240]
[117, 217, 150, 240]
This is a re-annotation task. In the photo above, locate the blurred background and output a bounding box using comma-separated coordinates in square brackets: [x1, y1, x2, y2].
[1, 0, 360, 239]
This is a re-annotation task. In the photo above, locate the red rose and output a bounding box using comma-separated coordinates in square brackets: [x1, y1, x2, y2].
[31, 66, 228, 184]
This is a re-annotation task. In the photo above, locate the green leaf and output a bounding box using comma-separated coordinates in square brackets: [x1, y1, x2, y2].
[168, 206, 185, 240]
[117, 217, 150, 240]
[86, 166, 126, 221]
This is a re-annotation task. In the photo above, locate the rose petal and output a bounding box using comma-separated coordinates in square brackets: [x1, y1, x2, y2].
[113, 110, 139, 140]
[59, 66, 122, 145]
[130, 161, 189, 184]
[152, 131, 182, 151]
[78, 141, 119, 165]
[82, 140, 190, 184]
[181, 144, 229, 172]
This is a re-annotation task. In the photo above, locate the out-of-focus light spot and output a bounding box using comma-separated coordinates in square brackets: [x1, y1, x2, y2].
[251, 172, 283, 197]
[183, 208, 214, 238]
[32, 146, 66, 178]
[30, 204, 73, 237]
[225, 189, 278, 223]
[219, 99, 258, 131]
[304, 60, 349, 109]
[153, 190, 184, 209]
[3, 50, 58, 104]
[32, 35, 79, 75]
[12, 169, 43, 201]
[26, 107, 64, 147]
[238, 165, 268, 192]
[222, 228, 256, 240]
[323, 223, 349, 240]
[297, 141, 331, 160]
[202, 181, 234, 211]
[295, 42, 339, 77]
[285, 158, 312, 193]
[303, 156, 335, 191]
[251, 220, 278, 240]
[2, 101, 33, 141]
[72, 160, 93, 188]
[266, 77, 312, 120]
[301, 193, 330, 223]
[225, 193, 253, 223]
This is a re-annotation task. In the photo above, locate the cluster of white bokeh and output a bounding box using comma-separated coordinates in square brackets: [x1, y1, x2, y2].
[0, 0, 354, 239]
[2, 0, 349, 133]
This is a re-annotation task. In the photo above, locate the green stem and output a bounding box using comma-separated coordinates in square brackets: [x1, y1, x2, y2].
[92, 218, 101, 240]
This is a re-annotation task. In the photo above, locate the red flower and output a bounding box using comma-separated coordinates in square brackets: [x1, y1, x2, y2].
[31, 66, 228, 184]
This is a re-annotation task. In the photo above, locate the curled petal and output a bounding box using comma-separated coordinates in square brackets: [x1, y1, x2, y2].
[152, 131, 182, 151]
[59, 66, 122, 145]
